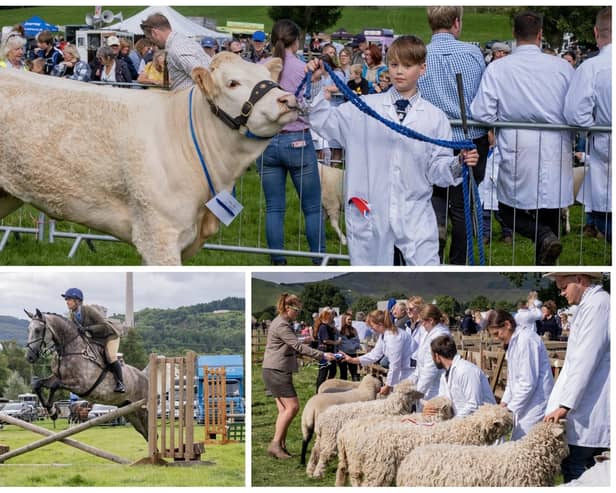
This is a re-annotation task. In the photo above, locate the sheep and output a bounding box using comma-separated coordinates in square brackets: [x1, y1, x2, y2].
[300, 374, 381, 468]
[335, 403, 513, 486]
[396, 420, 569, 487]
[318, 163, 346, 245]
[306, 381, 450, 478]
[318, 378, 360, 394]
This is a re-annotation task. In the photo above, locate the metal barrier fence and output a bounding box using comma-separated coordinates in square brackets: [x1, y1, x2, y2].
[0, 120, 611, 265]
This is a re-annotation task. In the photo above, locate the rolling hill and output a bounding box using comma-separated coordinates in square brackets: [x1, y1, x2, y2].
[251, 272, 548, 313]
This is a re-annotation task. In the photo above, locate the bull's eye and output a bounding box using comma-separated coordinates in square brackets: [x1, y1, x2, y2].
[228, 80, 240, 88]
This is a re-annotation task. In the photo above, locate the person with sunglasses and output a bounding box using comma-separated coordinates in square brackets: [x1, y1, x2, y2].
[262, 293, 336, 459]
[486, 309, 553, 441]
[543, 272, 609, 482]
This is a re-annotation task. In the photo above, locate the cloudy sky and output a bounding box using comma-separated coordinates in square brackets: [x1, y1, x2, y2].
[0, 271, 245, 320]
[252, 272, 343, 284]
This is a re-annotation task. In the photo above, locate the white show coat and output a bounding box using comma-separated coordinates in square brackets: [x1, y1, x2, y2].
[438, 354, 496, 417]
[410, 323, 450, 404]
[545, 285, 610, 448]
[478, 146, 502, 211]
[358, 329, 413, 387]
[514, 304, 542, 332]
[564, 44, 612, 212]
[502, 327, 554, 440]
[470, 45, 575, 210]
[309, 92, 461, 265]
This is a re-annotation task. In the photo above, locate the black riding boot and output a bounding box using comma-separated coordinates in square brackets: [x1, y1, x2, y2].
[110, 360, 126, 393]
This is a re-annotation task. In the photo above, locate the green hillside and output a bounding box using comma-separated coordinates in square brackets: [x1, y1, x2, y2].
[0, 6, 513, 43]
[251, 273, 548, 314]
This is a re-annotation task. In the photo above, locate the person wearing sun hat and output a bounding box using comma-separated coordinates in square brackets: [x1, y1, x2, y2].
[543, 272, 609, 482]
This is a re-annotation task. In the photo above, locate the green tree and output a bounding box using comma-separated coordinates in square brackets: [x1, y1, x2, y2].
[268, 6, 343, 41]
[382, 291, 408, 301]
[434, 295, 459, 319]
[468, 295, 492, 311]
[495, 299, 516, 312]
[300, 282, 347, 319]
[120, 328, 149, 370]
[350, 295, 378, 315]
[511, 7, 602, 48]
[4, 370, 30, 399]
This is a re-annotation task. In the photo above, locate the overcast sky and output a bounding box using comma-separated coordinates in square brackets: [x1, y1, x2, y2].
[252, 272, 343, 284]
[0, 272, 245, 320]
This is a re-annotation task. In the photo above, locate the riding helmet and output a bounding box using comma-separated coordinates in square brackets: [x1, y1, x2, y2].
[61, 288, 84, 301]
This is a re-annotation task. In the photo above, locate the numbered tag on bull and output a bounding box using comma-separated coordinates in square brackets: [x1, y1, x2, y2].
[206, 190, 243, 226]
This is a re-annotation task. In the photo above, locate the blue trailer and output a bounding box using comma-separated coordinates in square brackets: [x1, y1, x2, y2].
[197, 354, 245, 424]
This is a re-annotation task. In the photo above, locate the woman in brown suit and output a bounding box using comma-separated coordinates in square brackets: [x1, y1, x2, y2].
[262, 293, 336, 459]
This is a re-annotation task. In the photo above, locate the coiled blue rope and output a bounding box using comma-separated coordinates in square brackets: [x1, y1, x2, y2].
[297, 61, 485, 264]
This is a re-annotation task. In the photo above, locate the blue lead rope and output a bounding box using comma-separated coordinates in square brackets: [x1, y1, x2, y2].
[189, 87, 216, 198]
[298, 62, 485, 264]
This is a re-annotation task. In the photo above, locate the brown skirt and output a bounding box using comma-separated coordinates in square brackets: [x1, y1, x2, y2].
[262, 368, 297, 398]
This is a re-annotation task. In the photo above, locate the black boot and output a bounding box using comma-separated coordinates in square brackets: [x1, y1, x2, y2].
[110, 360, 126, 393]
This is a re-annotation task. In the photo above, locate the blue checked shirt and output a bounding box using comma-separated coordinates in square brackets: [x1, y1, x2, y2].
[418, 33, 486, 141]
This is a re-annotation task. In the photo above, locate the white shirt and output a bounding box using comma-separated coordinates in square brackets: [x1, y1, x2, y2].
[309, 92, 461, 265]
[409, 323, 450, 404]
[439, 354, 496, 417]
[514, 304, 542, 332]
[564, 44, 612, 212]
[502, 327, 554, 440]
[100, 62, 116, 82]
[470, 44, 575, 209]
[359, 329, 413, 387]
[546, 285, 610, 448]
[478, 146, 502, 211]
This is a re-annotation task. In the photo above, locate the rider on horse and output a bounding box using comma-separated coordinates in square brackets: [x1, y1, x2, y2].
[61, 288, 126, 393]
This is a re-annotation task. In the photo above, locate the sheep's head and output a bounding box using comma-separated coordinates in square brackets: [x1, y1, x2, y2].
[359, 374, 383, 395]
[420, 396, 454, 421]
[473, 404, 514, 441]
[392, 380, 424, 400]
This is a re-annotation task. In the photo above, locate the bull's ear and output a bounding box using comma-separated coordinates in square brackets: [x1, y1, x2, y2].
[264, 57, 283, 82]
[192, 67, 217, 98]
[24, 309, 34, 319]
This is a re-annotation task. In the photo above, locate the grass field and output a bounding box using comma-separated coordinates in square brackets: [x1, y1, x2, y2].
[0, 418, 244, 486]
[0, 6, 514, 44]
[252, 362, 334, 487]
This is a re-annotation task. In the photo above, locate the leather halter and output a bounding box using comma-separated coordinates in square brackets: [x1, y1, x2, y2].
[206, 79, 281, 139]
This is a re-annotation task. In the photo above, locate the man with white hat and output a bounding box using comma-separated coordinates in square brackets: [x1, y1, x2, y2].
[543, 272, 609, 482]
[490, 41, 511, 61]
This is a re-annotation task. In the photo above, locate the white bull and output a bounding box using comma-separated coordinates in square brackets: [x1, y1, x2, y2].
[0, 52, 297, 264]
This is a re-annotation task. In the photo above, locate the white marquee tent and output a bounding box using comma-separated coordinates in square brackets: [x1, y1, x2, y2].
[108, 5, 231, 44]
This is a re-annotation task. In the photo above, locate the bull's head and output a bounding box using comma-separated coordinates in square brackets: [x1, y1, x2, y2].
[192, 52, 298, 138]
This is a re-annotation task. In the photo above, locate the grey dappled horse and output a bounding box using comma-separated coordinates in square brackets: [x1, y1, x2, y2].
[24, 309, 149, 441]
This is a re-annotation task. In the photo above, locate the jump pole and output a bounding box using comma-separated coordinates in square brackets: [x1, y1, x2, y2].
[0, 398, 146, 464]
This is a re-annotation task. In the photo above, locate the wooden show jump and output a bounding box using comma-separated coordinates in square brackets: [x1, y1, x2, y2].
[203, 366, 227, 444]
[0, 399, 146, 464]
[146, 351, 204, 464]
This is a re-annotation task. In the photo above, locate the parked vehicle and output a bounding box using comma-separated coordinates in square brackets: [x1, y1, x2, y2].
[0, 401, 38, 422]
[87, 404, 125, 426]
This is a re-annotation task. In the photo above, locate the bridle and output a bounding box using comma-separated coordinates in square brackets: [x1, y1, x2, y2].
[205, 79, 282, 140]
[26, 316, 53, 361]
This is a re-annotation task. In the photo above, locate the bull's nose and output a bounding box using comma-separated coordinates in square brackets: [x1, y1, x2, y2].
[278, 93, 297, 108]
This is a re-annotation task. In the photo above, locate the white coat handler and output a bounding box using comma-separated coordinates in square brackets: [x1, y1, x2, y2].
[307, 35, 478, 265]
[543, 272, 610, 483]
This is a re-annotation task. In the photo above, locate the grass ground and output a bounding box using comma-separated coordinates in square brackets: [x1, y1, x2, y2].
[252, 363, 335, 487]
[0, 6, 513, 43]
[0, 418, 244, 486]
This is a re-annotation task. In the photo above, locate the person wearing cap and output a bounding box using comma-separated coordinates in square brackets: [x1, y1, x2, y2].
[140, 12, 211, 91]
[243, 30, 270, 63]
[61, 288, 125, 393]
[490, 41, 511, 61]
[350, 33, 368, 65]
[200, 36, 218, 58]
[543, 272, 609, 482]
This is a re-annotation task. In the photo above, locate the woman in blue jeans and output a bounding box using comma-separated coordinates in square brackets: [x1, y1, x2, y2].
[258, 19, 325, 265]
